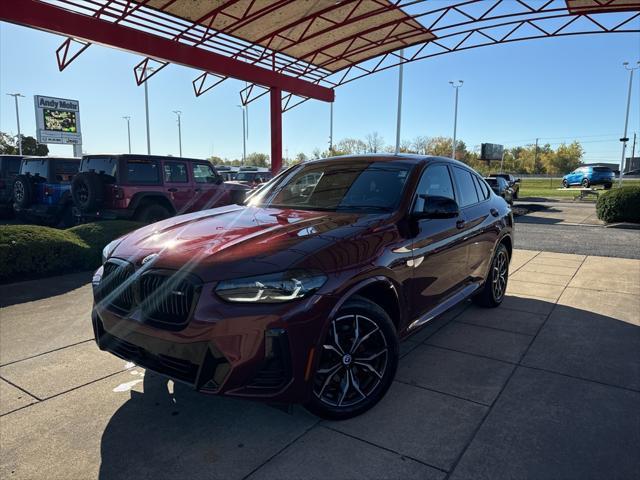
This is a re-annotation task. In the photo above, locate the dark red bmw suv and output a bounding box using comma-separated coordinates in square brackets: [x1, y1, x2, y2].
[92, 155, 513, 419]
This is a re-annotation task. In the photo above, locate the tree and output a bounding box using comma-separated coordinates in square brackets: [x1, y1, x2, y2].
[291, 152, 308, 165]
[337, 137, 367, 155]
[549, 142, 583, 175]
[245, 152, 269, 167]
[19, 136, 49, 156]
[0, 132, 16, 154]
[208, 156, 224, 165]
[365, 132, 384, 153]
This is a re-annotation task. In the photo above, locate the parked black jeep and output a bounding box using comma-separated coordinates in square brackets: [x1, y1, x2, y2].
[13, 157, 80, 226]
[0, 155, 23, 218]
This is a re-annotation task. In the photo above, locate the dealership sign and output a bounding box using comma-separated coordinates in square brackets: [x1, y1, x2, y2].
[480, 143, 504, 162]
[34, 95, 82, 145]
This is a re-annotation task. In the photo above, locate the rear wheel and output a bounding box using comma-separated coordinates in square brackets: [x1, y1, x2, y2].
[135, 203, 172, 223]
[13, 175, 33, 209]
[305, 296, 398, 420]
[473, 243, 509, 308]
[581, 178, 590, 188]
[604, 183, 612, 190]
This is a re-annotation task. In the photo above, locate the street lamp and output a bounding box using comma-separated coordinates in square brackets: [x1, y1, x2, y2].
[237, 104, 247, 165]
[395, 49, 404, 155]
[6, 93, 25, 155]
[122, 116, 131, 154]
[173, 110, 182, 157]
[618, 61, 640, 185]
[449, 80, 463, 160]
[136, 66, 155, 155]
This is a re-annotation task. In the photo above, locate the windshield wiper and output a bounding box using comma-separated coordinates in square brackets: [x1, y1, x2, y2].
[336, 205, 392, 212]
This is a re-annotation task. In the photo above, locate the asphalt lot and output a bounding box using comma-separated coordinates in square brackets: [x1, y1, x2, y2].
[1, 250, 639, 480]
[514, 201, 640, 259]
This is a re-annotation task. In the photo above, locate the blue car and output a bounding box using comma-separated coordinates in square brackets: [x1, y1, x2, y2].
[562, 166, 614, 189]
[13, 157, 80, 226]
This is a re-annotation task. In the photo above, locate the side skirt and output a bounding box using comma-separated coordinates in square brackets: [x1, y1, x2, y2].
[407, 282, 481, 331]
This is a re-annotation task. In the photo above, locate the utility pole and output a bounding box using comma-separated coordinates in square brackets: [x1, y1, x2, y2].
[395, 49, 404, 155]
[329, 102, 334, 153]
[136, 66, 155, 155]
[122, 116, 131, 154]
[533, 137, 539, 174]
[449, 80, 463, 159]
[630, 132, 637, 173]
[237, 105, 246, 165]
[173, 110, 182, 157]
[7, 93, 25, 155]
[619, 61, 639, 185]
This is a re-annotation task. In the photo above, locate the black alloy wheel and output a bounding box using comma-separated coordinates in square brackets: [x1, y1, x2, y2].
[473, 243, 510, 308]
[306, 297, 398, 420]
[581, 178, 590, 188]
[562, 179, 569, 188]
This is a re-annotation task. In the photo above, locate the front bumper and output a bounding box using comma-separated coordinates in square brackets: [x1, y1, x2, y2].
[91, 265, 336, 403]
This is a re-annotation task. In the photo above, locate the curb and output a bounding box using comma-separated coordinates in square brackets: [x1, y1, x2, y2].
[604, 222, 640, 230]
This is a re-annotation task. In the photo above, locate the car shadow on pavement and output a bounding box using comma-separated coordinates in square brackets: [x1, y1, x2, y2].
[1, 270, 94, 308]
[96, 296, 640, 480]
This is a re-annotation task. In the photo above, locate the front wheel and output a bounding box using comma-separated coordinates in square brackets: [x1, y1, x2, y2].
[135, 204, 172, 223]
[473, 243, 510, 308]
[562, 179, 569, 188]
[305, 296, 399, 420]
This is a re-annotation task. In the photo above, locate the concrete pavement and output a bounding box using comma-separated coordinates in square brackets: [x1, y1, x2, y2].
[1, 250, 639, 480]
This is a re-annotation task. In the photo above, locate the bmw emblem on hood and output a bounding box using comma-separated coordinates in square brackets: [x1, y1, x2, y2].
[141, 253, 159, 266]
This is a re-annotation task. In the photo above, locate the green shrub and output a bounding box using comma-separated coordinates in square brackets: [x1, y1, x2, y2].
[0, 225, 88, 282]
[596, 186, 640, 224]
[68, 221, 142, 269]
[0, 221, 142, 282]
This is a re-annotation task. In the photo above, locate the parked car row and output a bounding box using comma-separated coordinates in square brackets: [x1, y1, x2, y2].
[0, 154, 254, 226]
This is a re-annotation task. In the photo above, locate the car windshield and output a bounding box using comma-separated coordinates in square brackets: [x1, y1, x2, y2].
[253, 161, 413, 212]
[81, 156, 117, 181]
[236, 172, 257, 181]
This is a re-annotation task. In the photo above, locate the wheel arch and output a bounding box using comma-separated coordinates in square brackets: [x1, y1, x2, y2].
[130, 192, 176, 215]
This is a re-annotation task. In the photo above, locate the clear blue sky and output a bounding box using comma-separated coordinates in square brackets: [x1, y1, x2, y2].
[1, 20, 638, 163]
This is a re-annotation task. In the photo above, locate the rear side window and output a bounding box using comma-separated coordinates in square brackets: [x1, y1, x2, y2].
[414, 164, 455, 213]
[192, 163, 216, 183]
[164, 162, 188, 183]
[1, 158, 21, 175]
[126, 160, 160, 184]
[452, 167, 480, 207]
[593, 167, 611, 172]
[473, 175, 491, 200]
[21, 160, 48, 178]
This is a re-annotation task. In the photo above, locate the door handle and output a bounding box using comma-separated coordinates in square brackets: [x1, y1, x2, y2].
[456, 219, 466, 229]
[167, 188, 178, 193]
[490, 208, 499, 217]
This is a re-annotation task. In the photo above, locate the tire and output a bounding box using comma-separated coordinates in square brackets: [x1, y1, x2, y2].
[72, 172, 105, 213]
[604, 183, 612, 190]
[581, 178, 590, 188]
[473, 243, 510, 308]
[13, 175, 34, 209]
[562, 179, 569, 188]
[135, 203, 172, 223]
[305, 296, 399, 420]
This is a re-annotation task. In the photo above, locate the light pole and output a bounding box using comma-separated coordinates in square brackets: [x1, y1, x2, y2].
[173, 110, 182, 157]
[136, 66, 155, 155]
[618, 61, 639, 185]
[237, 105, 246, 165]
[449, 80, 463, 159]
[329, 101, 334, 153]
[122, 116, 131, 154]
[6, 93, 25, 155]
[394, 49, 404, 155]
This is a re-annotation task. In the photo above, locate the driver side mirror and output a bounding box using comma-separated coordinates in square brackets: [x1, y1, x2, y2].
[415, 195, 460, 219]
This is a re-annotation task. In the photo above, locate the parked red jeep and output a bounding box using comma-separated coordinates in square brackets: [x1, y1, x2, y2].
[72, 154, 248, 223]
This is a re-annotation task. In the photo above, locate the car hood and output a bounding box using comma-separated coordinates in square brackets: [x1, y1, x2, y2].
[110, 205, 387, 282]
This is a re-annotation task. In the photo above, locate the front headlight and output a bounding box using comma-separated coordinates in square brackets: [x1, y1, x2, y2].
[215, 270, 327, 303]
[101, 239, 120, 263]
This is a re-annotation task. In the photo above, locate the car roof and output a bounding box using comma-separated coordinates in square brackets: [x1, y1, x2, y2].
[83, 154, 208, 163]
[303, 153, 471, 169]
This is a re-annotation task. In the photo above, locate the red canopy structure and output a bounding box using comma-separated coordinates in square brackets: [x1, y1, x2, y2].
[1, 0, 639, 172]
